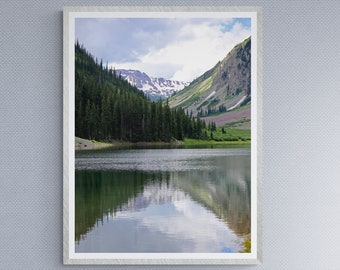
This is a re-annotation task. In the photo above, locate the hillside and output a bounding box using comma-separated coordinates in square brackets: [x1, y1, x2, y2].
[74, 42, 208, 143]
[169, 37, 251, 127]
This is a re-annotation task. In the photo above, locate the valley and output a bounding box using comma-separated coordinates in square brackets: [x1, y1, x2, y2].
[73, 17, 254, 256]
[116, 37, 252, 131]
[75, 36, 252, 146]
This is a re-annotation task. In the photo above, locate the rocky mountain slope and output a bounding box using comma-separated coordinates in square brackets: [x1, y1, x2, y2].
[168, 37, 251, 126]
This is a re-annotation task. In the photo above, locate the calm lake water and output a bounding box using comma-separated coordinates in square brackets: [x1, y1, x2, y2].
[75, 147, 251, 253]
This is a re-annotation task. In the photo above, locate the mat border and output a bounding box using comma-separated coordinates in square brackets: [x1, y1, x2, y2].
[63, 5, 262, 265]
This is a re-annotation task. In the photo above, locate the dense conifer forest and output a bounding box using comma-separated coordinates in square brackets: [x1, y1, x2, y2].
[75, 42, 211, 142]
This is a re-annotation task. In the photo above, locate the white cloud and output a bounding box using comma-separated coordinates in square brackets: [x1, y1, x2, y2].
[109, 20, 250, 82]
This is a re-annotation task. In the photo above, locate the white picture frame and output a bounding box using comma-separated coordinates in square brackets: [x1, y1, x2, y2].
[63, 6, 262, 265]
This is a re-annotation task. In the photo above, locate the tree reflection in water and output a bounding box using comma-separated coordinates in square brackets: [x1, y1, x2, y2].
[75, 159, 250, 246]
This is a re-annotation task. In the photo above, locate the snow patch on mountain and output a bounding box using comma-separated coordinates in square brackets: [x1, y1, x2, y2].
[116, 69, 190, 100]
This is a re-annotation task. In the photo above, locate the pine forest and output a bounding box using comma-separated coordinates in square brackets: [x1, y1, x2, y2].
[75, 42, 212, 143]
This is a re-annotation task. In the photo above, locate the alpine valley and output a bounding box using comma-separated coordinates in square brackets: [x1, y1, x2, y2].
[116, 69, 190, 101]
[74, 36, 252, 144]
[116, 36, 251, 129]
[74, 24, 253, 256]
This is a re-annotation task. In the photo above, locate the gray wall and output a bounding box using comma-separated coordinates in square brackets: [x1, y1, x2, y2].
[1, 0, 340, 269]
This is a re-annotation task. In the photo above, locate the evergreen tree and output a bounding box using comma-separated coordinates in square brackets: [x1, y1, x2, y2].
[75, 42, 207, 143]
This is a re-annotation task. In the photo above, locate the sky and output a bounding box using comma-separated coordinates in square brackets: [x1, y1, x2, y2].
[75, 17, 251, 82]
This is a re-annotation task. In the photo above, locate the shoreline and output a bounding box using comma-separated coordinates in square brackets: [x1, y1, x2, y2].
[75, 137, 250, 150]
[75, 137, 114, 150]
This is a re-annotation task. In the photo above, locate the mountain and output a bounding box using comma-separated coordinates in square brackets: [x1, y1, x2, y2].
[169, 37, 251, 128]
[116, 69, 190, 100]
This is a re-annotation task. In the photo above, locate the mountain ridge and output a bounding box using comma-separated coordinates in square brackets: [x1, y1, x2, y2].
[168, 36, 251, 127]
[116, 69, 190, 100]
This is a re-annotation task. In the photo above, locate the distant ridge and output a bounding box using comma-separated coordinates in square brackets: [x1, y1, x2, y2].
[116, 69, 190, 100]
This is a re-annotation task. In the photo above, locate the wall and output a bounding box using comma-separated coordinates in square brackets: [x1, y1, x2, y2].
[1, 0, 340, 269]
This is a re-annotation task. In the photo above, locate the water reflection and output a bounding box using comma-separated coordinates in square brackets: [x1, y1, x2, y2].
[75, 149, 250, 252]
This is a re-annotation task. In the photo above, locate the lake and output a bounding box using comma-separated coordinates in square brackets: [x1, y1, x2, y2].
[75, 147, 251, 253]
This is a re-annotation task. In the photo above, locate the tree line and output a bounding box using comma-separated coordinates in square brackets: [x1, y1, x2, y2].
[75, 42, 214, 142]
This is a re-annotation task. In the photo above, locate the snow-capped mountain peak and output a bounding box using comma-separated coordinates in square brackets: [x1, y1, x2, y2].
[116, 69, 190, 100]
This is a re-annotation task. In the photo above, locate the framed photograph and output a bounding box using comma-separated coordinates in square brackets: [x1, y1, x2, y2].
[63, 6, 262, 264]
